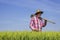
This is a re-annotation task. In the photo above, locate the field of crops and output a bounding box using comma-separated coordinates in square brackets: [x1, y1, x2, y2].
[0, 31, 60, 40]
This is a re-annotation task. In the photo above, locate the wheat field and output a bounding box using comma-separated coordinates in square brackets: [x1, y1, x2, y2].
[0, 31, 60, 40]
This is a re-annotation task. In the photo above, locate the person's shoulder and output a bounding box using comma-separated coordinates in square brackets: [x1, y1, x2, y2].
[31, 16, 36, 20]
[33, 15, 36, 18]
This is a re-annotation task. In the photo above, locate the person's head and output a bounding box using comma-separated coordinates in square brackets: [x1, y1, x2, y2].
[35, 9, 43, 17]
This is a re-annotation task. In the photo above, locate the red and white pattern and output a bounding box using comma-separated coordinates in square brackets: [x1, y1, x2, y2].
[30, 16, 45, 31]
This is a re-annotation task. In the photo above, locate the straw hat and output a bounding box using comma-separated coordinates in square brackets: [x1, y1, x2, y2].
[35, 9, 43, 15]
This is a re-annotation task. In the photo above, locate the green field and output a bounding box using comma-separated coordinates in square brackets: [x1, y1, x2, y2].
[0, 31, 60, 40]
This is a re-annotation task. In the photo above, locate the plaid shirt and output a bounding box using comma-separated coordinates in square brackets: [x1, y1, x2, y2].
[30, 16, 45, 30]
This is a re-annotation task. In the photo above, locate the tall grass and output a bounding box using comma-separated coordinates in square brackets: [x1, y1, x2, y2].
[0, 31, 60, 40]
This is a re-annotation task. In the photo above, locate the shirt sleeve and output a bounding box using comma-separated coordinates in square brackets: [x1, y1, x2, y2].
[42, 19, 46, 27]
[30, 18, 35, 30]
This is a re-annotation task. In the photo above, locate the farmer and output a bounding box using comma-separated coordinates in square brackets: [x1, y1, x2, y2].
[30, 9, 47, 31]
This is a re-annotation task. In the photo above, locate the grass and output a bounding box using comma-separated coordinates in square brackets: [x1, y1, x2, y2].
[0, 31, 60, 40]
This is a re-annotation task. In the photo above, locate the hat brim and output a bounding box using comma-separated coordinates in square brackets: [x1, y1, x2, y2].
[35, 11, 43, 15]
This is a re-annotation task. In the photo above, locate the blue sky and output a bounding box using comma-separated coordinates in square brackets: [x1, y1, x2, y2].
[0, 0, 60, 31]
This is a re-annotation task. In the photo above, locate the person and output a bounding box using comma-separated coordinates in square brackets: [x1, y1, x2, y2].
[30, 9, 47, 32]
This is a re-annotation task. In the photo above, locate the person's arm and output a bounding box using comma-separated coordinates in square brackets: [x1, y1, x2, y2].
[30, 17, 39, 31]
[29, 18, 35, 30]
[43, 19, 47, 27]
[38, 17, 47, 27]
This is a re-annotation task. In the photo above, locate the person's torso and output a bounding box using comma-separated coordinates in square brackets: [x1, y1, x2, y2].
[33, 16, 44, 29]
